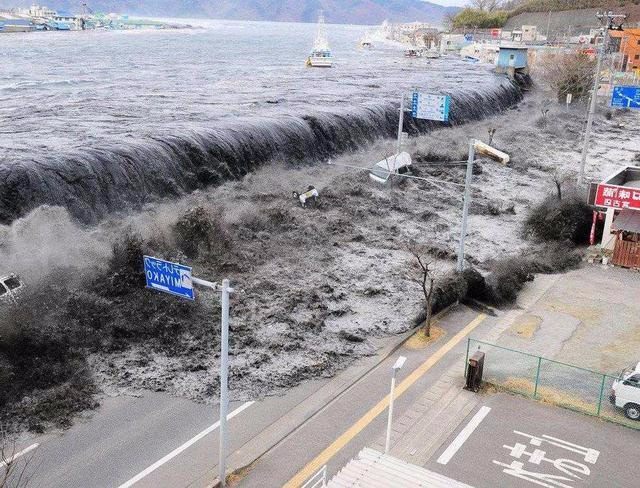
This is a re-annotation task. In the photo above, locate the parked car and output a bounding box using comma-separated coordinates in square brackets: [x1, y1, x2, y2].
[0, 274, 23, 303]
[610, 362, 640, 420]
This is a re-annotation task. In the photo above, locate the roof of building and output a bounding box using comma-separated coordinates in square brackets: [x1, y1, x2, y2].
[328, 448, 474, 487]
[612, 209, 640, 234]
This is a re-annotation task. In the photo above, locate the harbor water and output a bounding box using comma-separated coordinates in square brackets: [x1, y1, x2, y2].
[0, 20, 522, 223]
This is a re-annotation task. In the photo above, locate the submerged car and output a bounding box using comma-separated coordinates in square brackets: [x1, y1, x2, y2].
[369, 152, 412, 184]
[0, 274, 23, 303]
[610, 362, 640, 420]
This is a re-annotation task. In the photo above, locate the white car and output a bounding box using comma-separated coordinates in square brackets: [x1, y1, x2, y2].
[369, 152, 412, 184]
[610, 362, 640, 420]
[0, 274, 23, 303]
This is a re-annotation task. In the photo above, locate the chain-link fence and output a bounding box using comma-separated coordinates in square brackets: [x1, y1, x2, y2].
[466, 338, 640, 430]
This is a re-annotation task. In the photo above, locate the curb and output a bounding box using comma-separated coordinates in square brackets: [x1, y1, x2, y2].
[207, 302, 459, 487]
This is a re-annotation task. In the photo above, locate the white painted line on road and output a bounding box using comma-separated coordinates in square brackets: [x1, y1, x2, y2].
[117, 401, 254, 488]
[0, 443, 39, 468]
[437, 406, 491, 465]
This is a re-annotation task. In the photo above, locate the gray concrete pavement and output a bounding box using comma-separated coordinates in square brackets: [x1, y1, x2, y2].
[427, 393, 638, 488]
[237, 306, 495, 487]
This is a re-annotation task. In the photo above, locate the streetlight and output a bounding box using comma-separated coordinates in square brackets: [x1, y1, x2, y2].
[385, 355, 407, 454]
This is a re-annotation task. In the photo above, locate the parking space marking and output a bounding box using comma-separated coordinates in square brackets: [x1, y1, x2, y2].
[437, 406, 491, 465]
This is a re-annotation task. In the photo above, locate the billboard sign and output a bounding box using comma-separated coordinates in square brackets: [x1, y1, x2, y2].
[594, 184, 640, 210]
[143, 255, 194, 300]
[411, 91, 451, 122]
[611, 85, 640, 109]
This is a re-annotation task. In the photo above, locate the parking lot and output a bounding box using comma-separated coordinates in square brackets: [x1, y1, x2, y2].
[427, 393, 638, 488]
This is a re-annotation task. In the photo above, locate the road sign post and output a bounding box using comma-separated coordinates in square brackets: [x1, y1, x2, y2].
[144, 256, 234, 488]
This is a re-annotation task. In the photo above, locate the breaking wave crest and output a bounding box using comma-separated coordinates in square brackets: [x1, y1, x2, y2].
[0, 78, 523, 224]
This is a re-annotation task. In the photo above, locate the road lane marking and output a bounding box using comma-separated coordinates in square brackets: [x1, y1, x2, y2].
[0, 443, 39, 468]
[284, 313, 487, 488]
[437, 406, 491, 465]
[117, 401, 254, 488]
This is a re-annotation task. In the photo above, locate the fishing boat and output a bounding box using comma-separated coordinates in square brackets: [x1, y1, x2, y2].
[359, 32, 373, 49]
[306, 12, 333, 68]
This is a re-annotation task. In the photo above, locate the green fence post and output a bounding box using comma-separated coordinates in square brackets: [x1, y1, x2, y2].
[464, 338, 471, 377]
[533, 356, 542, 399]
[596, 374, 607, 416]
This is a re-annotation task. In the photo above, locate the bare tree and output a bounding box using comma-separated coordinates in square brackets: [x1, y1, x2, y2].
[468, 0, 503, 11]
[1, 427, 33, 488]
[534, 51, 596, 102]
[552, 168, 574, 201]
[406, 243, 441, 337]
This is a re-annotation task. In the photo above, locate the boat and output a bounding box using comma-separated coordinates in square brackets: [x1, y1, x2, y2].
[306, 12, 333, 68]
[359, 32, 373, 49]
[424, 49, 441, 59]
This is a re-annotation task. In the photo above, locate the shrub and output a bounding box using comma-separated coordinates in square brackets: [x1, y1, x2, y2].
[523, 194, 592, 244]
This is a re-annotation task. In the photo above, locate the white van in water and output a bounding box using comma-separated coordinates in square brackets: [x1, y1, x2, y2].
[369, 152, 412, 184]
[610, 362, 640, 420]
[0, 274, 23, 303]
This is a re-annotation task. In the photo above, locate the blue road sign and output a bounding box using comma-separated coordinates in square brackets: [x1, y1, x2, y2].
[611, 85, 640, 109]
[144, 255, 194, 300]
[411, 91, 451, 122]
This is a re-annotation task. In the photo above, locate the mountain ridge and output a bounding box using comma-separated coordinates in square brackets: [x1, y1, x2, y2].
[0, 0, 461, 25]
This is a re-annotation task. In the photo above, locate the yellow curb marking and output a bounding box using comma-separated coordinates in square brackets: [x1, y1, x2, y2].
[284, 313, 487, 487]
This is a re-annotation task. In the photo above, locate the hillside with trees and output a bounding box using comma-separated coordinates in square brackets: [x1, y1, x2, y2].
[450, 0, 639, 30]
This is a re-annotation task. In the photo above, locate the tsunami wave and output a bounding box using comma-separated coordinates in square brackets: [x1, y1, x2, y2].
[0, 78, 524, 225]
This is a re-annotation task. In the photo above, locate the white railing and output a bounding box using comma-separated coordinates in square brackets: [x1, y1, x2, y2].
[301, 465, 327, 488]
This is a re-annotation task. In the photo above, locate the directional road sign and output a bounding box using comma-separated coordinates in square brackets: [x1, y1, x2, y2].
[143, 255, 194, 300]
[411, 91, 451, 122]
[611, 85, 640, 109]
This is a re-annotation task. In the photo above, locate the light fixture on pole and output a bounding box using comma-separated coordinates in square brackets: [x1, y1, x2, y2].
[385, 355, 407, 454]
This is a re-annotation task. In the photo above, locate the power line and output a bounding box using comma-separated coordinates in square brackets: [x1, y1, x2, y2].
[326, 161, 467, 188]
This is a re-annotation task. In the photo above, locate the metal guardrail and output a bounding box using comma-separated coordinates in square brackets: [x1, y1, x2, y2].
[301, 465, 327, 488]
[465, 338, 640, 430]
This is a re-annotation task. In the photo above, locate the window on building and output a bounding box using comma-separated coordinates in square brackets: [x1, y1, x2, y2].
[635, 54, 640, 60]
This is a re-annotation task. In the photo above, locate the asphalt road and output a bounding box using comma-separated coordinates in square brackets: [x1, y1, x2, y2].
[12, 305, 492, 488]
[427, 393, 639, 488]
[20, 376, 327, 488]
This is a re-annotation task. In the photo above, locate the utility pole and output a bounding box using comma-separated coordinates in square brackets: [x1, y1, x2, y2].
[545, 10, 551, 42]
[457, 140, 475, 273]
[578, 11, 626, 186]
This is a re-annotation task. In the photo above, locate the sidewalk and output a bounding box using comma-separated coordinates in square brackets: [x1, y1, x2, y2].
[368, 274, 561, 472]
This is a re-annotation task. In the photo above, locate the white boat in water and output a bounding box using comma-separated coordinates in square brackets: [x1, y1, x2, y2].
[306, 12, 333, 68]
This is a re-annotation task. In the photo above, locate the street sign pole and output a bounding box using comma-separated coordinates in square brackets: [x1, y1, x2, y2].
[192, 276, 233, 488]
[219, 278, 231, 488]
[457, 140, 475, 273]
[396, 95, 405, 157]
[146, 260, 234, 488]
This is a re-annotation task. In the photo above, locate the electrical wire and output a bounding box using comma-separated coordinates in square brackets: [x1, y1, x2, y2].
[326, 160, 467, 188]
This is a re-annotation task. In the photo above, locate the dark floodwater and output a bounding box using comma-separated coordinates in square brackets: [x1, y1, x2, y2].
[0, 20, 522, 223]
